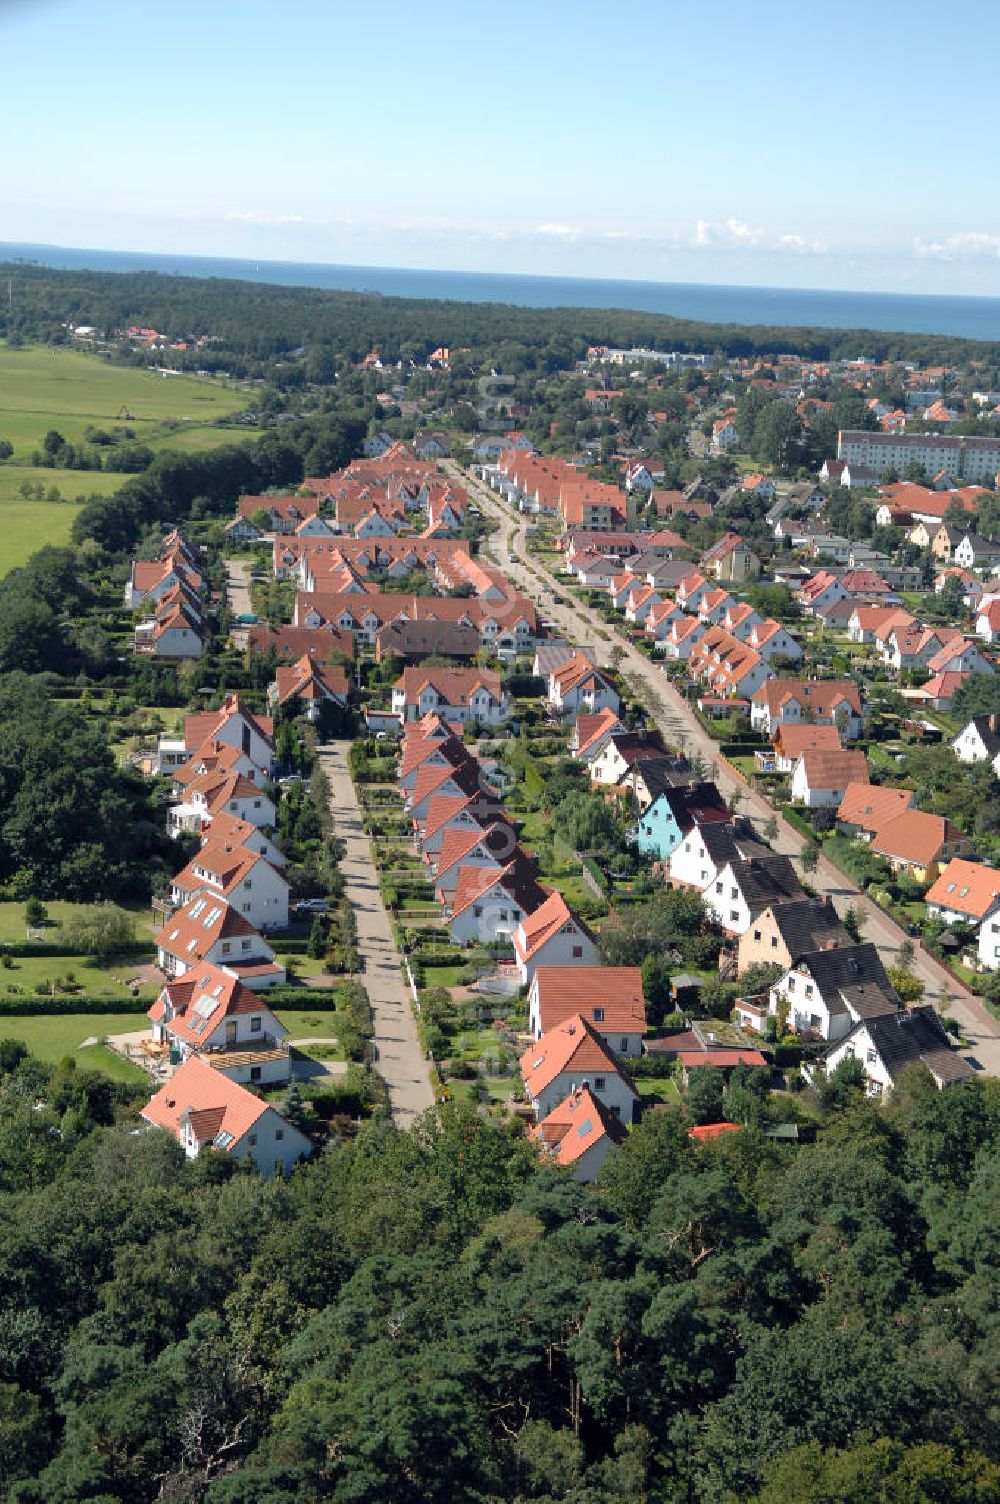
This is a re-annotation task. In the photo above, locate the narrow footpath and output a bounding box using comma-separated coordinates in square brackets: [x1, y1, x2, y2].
[225, 558, 253, 648]
[316, 741, 434, 1126]
[450, 461, 1000, 1076]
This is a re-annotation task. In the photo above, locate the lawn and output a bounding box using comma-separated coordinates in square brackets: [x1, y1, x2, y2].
[421, 963, 466, 989]
[635, 1077, 683, 1105]
[276, 1008, 344, 1042]
[0, 952, 157, 997]
[0, 1011, 147, 1061]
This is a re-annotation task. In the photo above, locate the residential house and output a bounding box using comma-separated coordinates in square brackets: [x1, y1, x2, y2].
[531, 1086, 627, 1182]
[547, 654, 621, 718]
[790, 748, 870, 807]
[701, 853, 805, 936]
[142, 1056, 310, 1174]
[870, 810, 969, 882]
[392, 667, 511, 726]
[512, 891, 600, 986]
[762, 941, 898, 1042]
[519, 1013, 638, 1122]
[772, 723, 842, 774]
[925, 858, 1000, 927]
[168, 842, 289, 931]
[446, 856, 548, 945]
[737, 898, 850, 974]
[155, 896, 285, 989]
[528, 966, 647, 1057]
[635, 780, 731, 862]
[667, 820, 764, 894]
[700, 532, 761, 583]
[751, 679, 864, 739]
[807, 1005, 973, 1094]
[588, 731, 667, 789]
[836, 782, 914, 840]
[148, 963, 291, 1085]
[952, 714, 1000, 765]
[954, 533, 1000, 572]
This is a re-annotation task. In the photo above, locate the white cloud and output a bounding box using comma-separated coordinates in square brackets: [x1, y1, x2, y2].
[224, 211, 310, 226]
[725, 217, 762, 244]
[694, 218, 712, 246]
[915, 231, 1000, 261]
[533, 223, 581, 239]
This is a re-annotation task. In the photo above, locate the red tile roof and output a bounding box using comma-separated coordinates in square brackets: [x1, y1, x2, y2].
[520, 1013, 630, 1098]
[532, 966, 646, 1036]
[142, 1056, 269, 1148]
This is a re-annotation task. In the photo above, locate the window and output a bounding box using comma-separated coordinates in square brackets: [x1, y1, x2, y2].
[250, 1017, 262, 1033]
[248, 1133, 257, 1146]
[788, 977, 796, 991]
[753, 929, 761, 942]
[866, 1048, 877, 1065]
[730, 910, 739, 923]
[770, 935, 778, 947]
[805, 984, 814, 998]
[731, 887, 738, 900]
[620, 1039, 628, 1053]
[572, 945, 583, 958]
[593, 1007, 605, 1021]
[275, 1129, 284, 1141]
[250, 1067, 262, 1082]
[594, 1076, 606, 1091]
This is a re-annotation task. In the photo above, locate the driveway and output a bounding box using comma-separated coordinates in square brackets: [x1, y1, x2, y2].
[316, 741, 435, 1125]
[451, 462, 1000, 1076]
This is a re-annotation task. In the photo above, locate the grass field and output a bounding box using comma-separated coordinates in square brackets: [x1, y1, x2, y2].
[0, 1011, 148, 1076]
[0, 344, 249, 458]
[0, 343, 255, 574]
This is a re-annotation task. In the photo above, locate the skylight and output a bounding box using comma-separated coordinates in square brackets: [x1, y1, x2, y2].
[214, 1130, 234, 1149]
[193, 995, 216, 1019]
[577, 1120, 594, 1137]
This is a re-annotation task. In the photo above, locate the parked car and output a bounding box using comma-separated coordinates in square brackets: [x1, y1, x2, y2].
[295, 899, 329, 914]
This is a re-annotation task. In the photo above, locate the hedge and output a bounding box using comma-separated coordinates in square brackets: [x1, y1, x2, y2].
[782, 807, 814, 841]
[0, 995, 149, 1017]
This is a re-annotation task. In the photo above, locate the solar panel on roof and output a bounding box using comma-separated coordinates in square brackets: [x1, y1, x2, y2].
[193, 994, 216, 1019]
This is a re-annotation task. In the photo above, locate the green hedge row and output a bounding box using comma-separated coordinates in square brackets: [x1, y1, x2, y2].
[0, 995, 149, 1017]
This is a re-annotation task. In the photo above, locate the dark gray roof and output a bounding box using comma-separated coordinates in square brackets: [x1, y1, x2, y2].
[727, 856, 805, 912]
[659, 777, 730, 823]
[637, 757, 697, 801]
[798, 942, 897, 1019]
[377, 619, 481, 659]
[767, 898, 851, 960]
[962, 715, 1000, 758]
[865, 1006, 975, 1086]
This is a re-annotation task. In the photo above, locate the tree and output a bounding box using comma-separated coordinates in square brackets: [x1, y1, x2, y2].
[24, 897, 46, 928]
[843, 904, 866, 942]
[887, 966, 924, 1004]
[686, 1065, 726, 1125]
[0, 439, 13, 462]
[800, 841, 820, 873]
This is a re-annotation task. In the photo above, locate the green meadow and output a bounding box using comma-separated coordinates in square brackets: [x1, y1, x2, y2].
[0, 343, 259, 574]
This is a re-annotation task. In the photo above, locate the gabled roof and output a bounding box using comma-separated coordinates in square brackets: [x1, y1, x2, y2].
[761, 898, 850, 959]
[794, 942, 898, 1020]
[837, 782, 913, 833]
[520, 1013, 635, 1099]
[753, 678, 862, 717]
[142, 1055, 270, 1147]
[532, 966, 646, 1036]
[148, 961, 280, 1048]
[574, 707, 625, 759]
[774, 723, 842, 758]
[532, 1085, 627, 1167]
[514, 891, 593, 963]
[157, 895, 262, 964]
[871, 810, 961, 866]
[796, 749, 869, 789]
[721, 854, 805, 911]
[860, 1005, 974, 1086]
[925, 858, 1000, 919]
[449, 850, 546, 921]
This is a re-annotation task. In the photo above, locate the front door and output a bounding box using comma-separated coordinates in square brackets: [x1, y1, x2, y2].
[225, 1020, 238, 1045]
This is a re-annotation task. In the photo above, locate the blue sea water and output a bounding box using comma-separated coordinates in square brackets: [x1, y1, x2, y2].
[3, 240, 1000, 341]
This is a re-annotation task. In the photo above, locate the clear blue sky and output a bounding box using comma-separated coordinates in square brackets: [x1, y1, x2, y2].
[3, 0, 1000, 294]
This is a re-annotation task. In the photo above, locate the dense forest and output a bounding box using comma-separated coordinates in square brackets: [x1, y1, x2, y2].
[3, 261, 999, 372]
[1, 1052, 998, 1503]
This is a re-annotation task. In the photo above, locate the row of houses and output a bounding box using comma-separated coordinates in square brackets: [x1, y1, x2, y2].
[127, 531, 211, 660]
[396, 711, 655, 1178]
[228, 443, 469, 545]
[135, 697, 313, 1173]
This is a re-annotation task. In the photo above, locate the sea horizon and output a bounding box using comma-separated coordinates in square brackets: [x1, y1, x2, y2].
[3, 239, 1000, 341]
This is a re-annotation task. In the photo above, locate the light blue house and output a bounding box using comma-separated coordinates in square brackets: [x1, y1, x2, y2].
[634, 781, 731, 861]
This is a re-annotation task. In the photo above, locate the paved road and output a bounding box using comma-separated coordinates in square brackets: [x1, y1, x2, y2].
[317, 741, 435, 1125]
[225, 558, 253, 647]
[451, 461, 1000, 1076]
